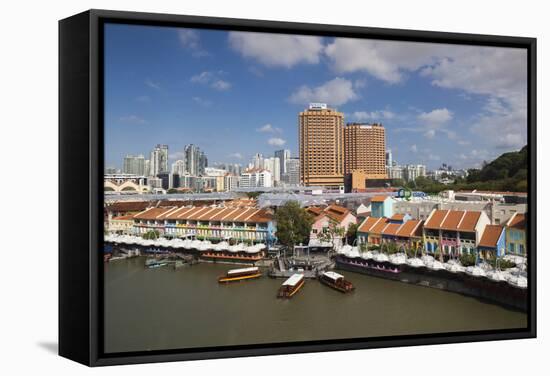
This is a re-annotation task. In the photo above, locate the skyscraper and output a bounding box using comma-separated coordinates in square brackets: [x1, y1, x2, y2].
[299, 103, 344, 187]
[123, 154, 146, 175]
[262, 157, 280, 185]
[184, 144, 208, 176]
[386, 149, 393, 168]
[274, 149, 290, 174]
[285, 158, 300, 186]
[343, 123, 387, 177]
[171, 159, 186, 176]
[251, 153, 264, 170]
[149, 144, 168, 176]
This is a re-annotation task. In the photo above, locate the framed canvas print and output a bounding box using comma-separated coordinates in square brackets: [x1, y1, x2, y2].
[59, 9, 536, 366]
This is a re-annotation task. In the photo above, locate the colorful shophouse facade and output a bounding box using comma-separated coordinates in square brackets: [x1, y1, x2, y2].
[132, 205, 277, 245]
[423, 209, 490, 257]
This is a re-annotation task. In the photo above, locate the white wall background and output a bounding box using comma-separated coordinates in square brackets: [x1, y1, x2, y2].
[0, 0, 547, 374]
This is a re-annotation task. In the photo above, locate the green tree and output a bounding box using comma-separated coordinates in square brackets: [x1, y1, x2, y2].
[318, 220, 345, 248]
[274, 201, 314, 249]
[142, 230, 159, 240]
[246, 191, 262, 199]
[345, 223, 359, 245]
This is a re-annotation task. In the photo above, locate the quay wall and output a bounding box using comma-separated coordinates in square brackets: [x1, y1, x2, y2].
[335, 257, 527, 311]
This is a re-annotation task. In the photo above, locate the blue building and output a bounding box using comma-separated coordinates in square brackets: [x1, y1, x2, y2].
[370, 196, 394, 218]
[477, 224, 506, 259]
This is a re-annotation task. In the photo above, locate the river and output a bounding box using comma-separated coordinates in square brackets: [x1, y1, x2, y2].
[104, 257, 527, 353]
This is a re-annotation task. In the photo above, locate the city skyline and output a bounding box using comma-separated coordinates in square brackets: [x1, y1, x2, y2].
[104, 24, 527, 170]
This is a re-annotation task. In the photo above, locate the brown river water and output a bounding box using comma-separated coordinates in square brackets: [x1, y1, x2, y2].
[104, 257, 527, 353]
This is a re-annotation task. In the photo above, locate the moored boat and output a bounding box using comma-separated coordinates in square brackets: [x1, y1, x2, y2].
[277, 273, 305, 298]
[145, 258, 169, 268]
[218, 267, 262, 283]
[319, 271, 354, 293]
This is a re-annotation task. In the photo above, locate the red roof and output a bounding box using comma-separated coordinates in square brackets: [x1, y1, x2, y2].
[133, 206, 272, 223]
[457, 211, 481, 232]
[370, 195, 391, 203]
[425, 209, 481, 232]
[507, 213, 526, 229]
[478, 225, 504, 248]
[382, 223, 401, 236]
[395, 220, 423, 238]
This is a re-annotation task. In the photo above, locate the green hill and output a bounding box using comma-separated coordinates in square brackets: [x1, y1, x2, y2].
[465, 145, 528, 191]
[402, 146, 528, 193]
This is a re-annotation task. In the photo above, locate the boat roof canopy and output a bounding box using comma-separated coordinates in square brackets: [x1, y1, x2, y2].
[227, 267, 259, 275]
[282, 273, 304, 286]
[323, 271, 344, 281]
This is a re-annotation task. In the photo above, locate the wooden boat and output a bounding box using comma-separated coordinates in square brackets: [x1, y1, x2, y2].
[277, 273, 305, 298]
[218, 267, 262, 283]
[319, 271, 355, 293]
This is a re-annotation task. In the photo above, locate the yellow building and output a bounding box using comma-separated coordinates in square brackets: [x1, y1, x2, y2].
[344, 122, 387, 176]
[299, 103, 344, 187]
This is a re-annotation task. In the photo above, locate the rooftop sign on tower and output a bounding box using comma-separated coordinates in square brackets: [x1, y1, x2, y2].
[308, 103, 327, 110]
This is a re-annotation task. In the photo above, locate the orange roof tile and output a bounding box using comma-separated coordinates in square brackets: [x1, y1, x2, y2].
[396, 219, 423, 238]
[478, 225, 504, 248]
[370, 218, 390, 235]
[324, 204, 351, 223]
[424, 209, 448, 229]
[358, 216, 383, 233]
[107, 201, 151, 212]
[457, 211, 481, 232]
[370, 195, 391, 203]
[382, 223, 401, 236]
[133, 207, 174, 220]
[390, 214, 405, 221]
[208, 207, 236, 221]
[111, 215, 134, 221]
[440, 210, 465, 230]
[306, 207, 323, 217]
[507, 213, 526, 229]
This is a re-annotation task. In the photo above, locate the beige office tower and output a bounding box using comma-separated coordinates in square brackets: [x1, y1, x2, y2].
[299, 103, 344, 187]
[344, 123, 387, 177]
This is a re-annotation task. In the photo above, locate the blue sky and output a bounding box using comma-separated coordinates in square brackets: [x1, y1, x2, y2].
[104, 23, 527, 170]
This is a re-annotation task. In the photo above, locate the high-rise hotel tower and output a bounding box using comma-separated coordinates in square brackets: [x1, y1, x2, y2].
[344, 123, 387, 177]
[299, 103, 344, 187]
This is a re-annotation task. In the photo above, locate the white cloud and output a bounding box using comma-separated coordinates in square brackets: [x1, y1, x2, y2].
[228, 152, 244, 160]
[417, 108, 453, 127]
[192, 96, 212, 107]
[267, 137, 286, 147]
[410, 144, 418, 153]
[324, 40, 527, 152]
[257, 124, 282, 133]
[211, 80, 231, 91]
[228, 32, 323, 68]
[145, 79, 161, 90]
[190, 71, 212, 84]
[424, 129, 436, 139]
[352, 110, 395, 121]
[470, 98, 527, 149]
[169, 151, 186, 160]
[289, 77, 358, 106]
[325, 39, 442, 83]
[136, 95, 150, 103]
[178, 29, 208, 57]
[118, 115, 147, 125]
[190, 71, 231, 91]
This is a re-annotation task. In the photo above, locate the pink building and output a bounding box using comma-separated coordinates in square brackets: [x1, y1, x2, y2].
[306, 205, 357, 249]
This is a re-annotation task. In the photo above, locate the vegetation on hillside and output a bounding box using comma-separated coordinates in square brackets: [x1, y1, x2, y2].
[396, 145, 528, 193]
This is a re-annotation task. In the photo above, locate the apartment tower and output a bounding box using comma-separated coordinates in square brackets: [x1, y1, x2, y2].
[299, 103, 344, 187]
[344, 123, 387, 177]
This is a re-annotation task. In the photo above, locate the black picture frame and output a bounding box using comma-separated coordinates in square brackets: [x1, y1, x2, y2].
[59, 8, 537, 367]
